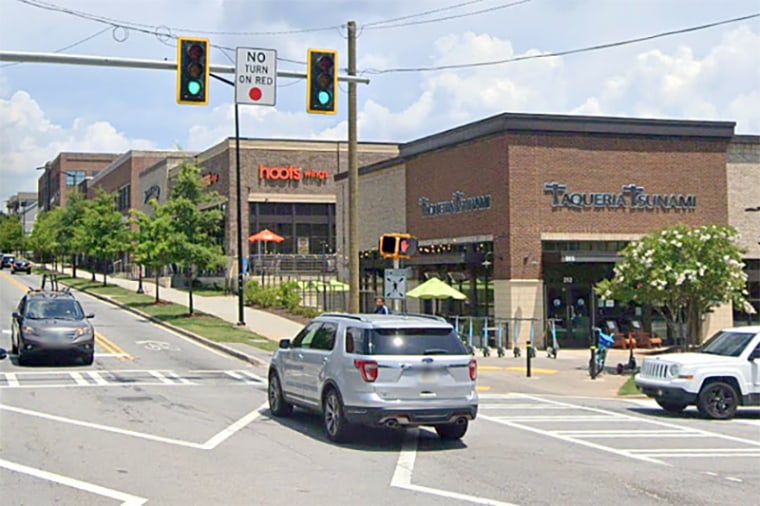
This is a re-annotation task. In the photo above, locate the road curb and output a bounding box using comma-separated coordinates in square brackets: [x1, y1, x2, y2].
[64, 282, 269, 367]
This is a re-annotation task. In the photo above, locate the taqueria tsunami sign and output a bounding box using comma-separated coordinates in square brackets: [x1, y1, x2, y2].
[544, 183, 696, 210]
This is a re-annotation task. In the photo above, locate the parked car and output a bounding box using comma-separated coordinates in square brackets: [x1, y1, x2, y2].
[635, 326, 760, 419]
[268, 312, 478, 442]
[11, 258, 32, 274]
[0, 254, 15, 269]
[11, 289, 96, 366]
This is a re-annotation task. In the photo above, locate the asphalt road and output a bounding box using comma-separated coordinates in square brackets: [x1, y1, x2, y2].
[1, 270, 758, 505]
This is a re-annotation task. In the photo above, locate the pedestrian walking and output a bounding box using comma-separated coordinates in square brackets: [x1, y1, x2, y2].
[374, 296, 390, 314]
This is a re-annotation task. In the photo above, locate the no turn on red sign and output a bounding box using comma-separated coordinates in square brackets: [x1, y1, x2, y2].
[235, 48, 277, 106]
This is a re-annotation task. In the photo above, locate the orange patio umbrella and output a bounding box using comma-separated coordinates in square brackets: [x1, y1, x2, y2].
[248, 229, 285, 243]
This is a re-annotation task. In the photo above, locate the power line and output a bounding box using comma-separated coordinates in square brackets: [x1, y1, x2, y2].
[362, 0, 488, 28]
[0, 26, 111, 68]
[15, 0, 341, 36]
[363, 0, 531, 30]
[363, 12, 760, 74]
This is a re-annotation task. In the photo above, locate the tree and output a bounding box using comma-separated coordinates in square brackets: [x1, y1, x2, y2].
[27, 208, 63, 266]
[130, 200, 176, 303]
[59, 192, 91, 278]
[595, 224, 754, 349]
[0, 214, 24, 254]
[164, 161, 226, 315]
[79, 190, 129, 286]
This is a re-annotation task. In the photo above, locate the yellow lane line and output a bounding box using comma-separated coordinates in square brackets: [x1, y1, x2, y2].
[95, 332, 133, 361]
[475, 385, 491, 392]
[1, 271, 133, 361]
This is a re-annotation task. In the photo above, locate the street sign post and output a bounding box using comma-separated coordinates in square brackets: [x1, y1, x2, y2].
[384, 268, 408, 300]
[235, 48, 277, 106]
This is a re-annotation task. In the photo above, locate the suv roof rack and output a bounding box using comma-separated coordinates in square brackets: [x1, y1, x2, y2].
[395, 312, 449, 323]
[318, 312, 371, 322]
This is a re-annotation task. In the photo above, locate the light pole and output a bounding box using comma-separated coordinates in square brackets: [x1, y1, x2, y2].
[136, 264, 144, 294]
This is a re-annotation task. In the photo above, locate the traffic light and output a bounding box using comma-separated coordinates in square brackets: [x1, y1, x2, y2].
[177, 37, 209, 105]
[307, 49, 337, 114]
[379, 234, 417, 260]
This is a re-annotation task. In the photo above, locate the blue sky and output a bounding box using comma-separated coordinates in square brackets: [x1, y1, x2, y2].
[1, 0, 759, 208]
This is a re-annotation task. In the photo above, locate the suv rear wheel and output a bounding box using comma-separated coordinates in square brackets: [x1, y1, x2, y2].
[323, 388, 350, 442]
[268, 371, 293, 417]
[435, 420, 468, 440]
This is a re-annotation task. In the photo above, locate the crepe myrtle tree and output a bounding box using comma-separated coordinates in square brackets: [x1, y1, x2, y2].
[595, 224, 754, 349]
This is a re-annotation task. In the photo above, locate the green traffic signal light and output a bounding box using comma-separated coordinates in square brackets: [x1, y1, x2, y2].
[177, 38, 209, 105]
[307, 49, 337, 115]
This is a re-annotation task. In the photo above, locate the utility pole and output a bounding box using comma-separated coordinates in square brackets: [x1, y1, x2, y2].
[347, 20, 360, 313]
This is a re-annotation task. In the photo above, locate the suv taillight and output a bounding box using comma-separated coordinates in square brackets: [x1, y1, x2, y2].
[469, 359, 477, 381]
[354, 359, 378, 382]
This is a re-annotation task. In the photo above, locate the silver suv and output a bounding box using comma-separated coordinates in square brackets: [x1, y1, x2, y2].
[268, 313, 478, 442]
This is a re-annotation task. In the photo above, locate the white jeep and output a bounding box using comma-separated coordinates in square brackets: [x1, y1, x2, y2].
[635, 326, 760, 419]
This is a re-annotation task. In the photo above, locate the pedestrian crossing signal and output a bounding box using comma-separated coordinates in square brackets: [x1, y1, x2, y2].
[379, 233, 417, 260]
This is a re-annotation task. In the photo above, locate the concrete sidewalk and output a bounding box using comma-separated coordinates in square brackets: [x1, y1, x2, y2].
[50, 266, 647, 398]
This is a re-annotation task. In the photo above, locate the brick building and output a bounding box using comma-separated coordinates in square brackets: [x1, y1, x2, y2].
[37, 152, 119, 212]
[340, 112, 758, 347]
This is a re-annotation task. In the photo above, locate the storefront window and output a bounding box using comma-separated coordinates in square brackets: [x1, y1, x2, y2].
[249, 202, 334, 255]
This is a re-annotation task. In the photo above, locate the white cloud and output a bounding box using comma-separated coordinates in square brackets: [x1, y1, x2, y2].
[0, 91, 155, 205]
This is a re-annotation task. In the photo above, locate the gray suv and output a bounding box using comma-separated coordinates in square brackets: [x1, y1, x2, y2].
[268, 313, 478, 442]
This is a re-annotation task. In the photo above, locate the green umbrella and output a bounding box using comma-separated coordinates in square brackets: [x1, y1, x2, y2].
[406, 277, 467, 300]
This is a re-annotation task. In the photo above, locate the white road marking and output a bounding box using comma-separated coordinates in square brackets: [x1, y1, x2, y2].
[149, 370, 176, 384]
[225, 371, 256, 384]
[201, 402, 267, 449]
[0, 457, 147, 506]
[69, 371, 89, 386]
[94, 352, 131, 358]
[87, 371, 109, 385]
[165, 371, 193, 385]
[481, 394, 760, 464]
[239, 370, 265, 382]
[0, 402, 268, 451]
[391, 428, 519, 506]
[726, 477, 743, 482]
[1, 329, 10, 334]
[4, 372, 19, 387]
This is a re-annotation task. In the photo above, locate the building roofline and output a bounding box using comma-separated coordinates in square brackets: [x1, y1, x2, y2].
[339, 112, 738, 181]
[401, 112, 735, 159]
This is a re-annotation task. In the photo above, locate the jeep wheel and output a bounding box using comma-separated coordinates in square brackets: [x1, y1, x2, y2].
[323, 388, 350, 443]
[656, 399, 688, 413]
[435, 420, 468, 440]
[697, 381, 738, 420]
[268, 371, 293, 417]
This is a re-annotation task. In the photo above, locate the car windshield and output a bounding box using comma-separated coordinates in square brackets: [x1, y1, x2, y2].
[698, 331, 755, 357]
[25, 299, 85, 320]
[359, 327, 469, 356]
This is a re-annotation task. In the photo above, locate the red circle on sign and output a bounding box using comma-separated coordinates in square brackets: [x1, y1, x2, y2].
[249, 88, 262, 101]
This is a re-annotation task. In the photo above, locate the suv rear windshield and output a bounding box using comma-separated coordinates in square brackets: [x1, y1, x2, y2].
[351, 327, 468, 356]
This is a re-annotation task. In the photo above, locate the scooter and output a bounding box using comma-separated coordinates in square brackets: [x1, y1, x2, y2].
[616, 337, 638, 374]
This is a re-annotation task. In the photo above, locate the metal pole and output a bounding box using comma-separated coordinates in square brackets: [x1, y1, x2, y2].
[0, 50, 370, 83]
[137, 265, 144, 294]
[347, 20, 359, 313]
[235, 104, 245, 326]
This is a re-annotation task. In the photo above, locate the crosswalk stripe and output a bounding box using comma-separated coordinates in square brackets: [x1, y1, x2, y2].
[149, 371, 175, 385]
[87, 371, 109, 385]
[224, 371, 257, 384]
[5, 373, 19, 388]
[69, 372, 89, 386]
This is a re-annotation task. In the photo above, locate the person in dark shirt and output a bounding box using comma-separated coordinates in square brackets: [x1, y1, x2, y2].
[374, 297, 390, 314]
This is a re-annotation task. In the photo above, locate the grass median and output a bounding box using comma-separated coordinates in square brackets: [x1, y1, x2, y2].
[617, 375, 642, 396]
[58, 275, 279, 354]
